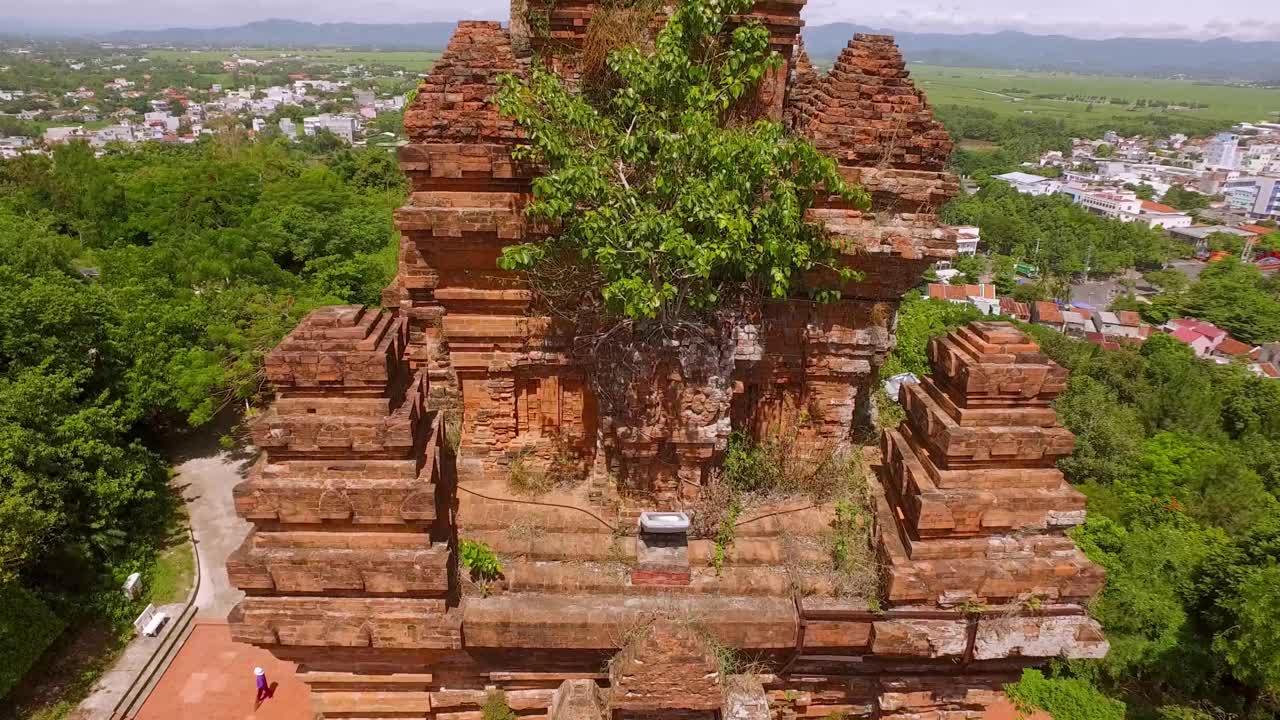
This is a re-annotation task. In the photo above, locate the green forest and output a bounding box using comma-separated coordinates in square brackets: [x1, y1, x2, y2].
[890, 294, 1280, 720]
[0, 133, 405, 708]
[941, 181, 1177, 276]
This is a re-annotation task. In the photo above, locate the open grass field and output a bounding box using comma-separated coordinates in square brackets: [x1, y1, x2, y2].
[909, 64, 1280, 127]
[143, 48, 440, 73]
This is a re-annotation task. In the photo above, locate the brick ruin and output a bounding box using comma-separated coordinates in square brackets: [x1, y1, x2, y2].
[226, 3, 1108, 719]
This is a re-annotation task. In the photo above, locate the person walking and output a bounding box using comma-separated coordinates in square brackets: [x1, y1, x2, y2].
[255, 667, 271, 703]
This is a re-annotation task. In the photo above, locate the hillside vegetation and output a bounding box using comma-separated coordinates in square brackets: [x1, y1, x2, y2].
[890, 294, 1280, 720]
[0, 134, 404, 709]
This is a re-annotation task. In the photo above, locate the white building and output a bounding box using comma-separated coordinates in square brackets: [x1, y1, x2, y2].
[1132, 201, 1193, 229]
[43, 126, 87, 144]
[279, 118, 298, 140]
[303, 113, 358, 143]
[1222, 176, 1280, 220]
[91, 124, 136, 147]
[1204, 132, 1242, 170]
[1063, 186, 1142, 218]
[0, 135, 34, 158]
[954, 226, 980, 256]
[994, 172, 1061, 196]
[143, 111, 180, 133]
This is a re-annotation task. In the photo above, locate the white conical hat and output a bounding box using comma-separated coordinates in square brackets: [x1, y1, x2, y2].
[254, 667, 265, 676]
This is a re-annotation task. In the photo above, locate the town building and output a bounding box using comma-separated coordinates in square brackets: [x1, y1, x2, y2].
[1204, 132, 1242, 170]
[1032, 301, 1066, 331]
[1093, 310, 1143, 339]
[1168, 225, 1258, 253]
[1222, 176, 1280, 220]
[954, 225, 979, 255]
[1214, 337, 1260, 363]
[994, 171, 1061, 196]
[43, 126, 86, 144]
[927, 283, 999, 314]
[1062, 310, 1091, 337]
[303, 113, 358, 142]
[1133, 200, 1193, 229]
[999, 297, 1031, 321]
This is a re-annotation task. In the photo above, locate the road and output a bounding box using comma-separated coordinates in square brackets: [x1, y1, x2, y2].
[1069, 259, 1205, 309]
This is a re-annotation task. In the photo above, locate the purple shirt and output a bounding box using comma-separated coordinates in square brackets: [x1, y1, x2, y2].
[256, 674, 267, 689]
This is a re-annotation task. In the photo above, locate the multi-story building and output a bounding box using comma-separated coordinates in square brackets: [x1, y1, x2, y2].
[954, 226, 980, 255]
[1063, 186, 1142, 218]
[303, 113, 358, 143]
[1204, 132, 1242, 170]
[1223, 176, 1280, 220]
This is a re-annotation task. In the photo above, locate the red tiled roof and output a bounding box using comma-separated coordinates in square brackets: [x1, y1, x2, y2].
[927, 283, 995, 301]
[1141, 200, 1182, 214]
[1256, 362, 1280, 379]
[1239, 224, 1275, 235]
[1172, 319, 1226, 341]
[1000, 297, 1030, 319]
[1171, 328, 1205, 345]
[1033, 302, 1063, 324]
[1116, 311, 1142, 327]
[1216, 337, 1257, 358]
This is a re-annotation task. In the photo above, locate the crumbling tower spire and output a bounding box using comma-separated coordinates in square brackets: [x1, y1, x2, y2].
[227, 306, 459, 716]
[880, 321, 1107, 641]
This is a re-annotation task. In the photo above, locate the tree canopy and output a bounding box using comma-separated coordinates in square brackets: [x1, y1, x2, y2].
[0, 135, 404, 701]
[942, 181, 1174, 275]
[494, 0, 866, 324]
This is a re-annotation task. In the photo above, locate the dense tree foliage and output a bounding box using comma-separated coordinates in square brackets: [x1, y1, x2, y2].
[886, 298, 1280, 719]
[0, 136, 402, 691]
[494, 0, 865, 324]
[942, 181, 1174, 275]
[1130, 257, 1280, 343]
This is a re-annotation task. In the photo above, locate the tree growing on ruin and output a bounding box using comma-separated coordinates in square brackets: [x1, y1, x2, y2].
[494, 0, 868, 329]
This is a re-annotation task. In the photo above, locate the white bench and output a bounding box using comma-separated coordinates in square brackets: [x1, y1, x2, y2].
[133, 604, 169, 637]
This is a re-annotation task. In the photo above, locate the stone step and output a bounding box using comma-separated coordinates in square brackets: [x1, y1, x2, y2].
[468, 530, 633, 562]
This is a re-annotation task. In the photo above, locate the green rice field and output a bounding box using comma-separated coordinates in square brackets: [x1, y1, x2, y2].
[907, 64, 1280, 127]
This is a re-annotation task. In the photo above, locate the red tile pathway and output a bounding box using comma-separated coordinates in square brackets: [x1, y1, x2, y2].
[135, 620, 308, 720]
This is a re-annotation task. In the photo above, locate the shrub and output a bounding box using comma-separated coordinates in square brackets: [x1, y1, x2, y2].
[481, 690, 518, 720]
[1005, 669, 1125, 720]
[0, 584, 66, 700]
[460, 540, 502, 583]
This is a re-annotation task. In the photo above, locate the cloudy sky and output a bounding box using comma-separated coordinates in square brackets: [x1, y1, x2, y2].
[8, 0, 1280, 41]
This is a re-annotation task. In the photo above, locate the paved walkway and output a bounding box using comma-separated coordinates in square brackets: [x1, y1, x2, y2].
[176, 445, 255, 619]
[135, 621, 308, 720]
[73, 422, 256, 718]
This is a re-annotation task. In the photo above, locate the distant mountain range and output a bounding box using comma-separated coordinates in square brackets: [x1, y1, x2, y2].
[6, 17, 1280, 83]
[95, 19, 459, 51]
[803, 24, 1280, 82]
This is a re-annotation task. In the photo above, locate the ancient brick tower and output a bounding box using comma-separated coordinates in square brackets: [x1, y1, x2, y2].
[227, 3, 1107, 719]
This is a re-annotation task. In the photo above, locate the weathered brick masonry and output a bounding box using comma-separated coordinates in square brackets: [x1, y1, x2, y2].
[227, 3, 1106, 718]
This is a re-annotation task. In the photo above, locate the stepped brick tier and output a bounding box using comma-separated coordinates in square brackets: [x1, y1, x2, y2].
[228, 4, 1107, 719]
